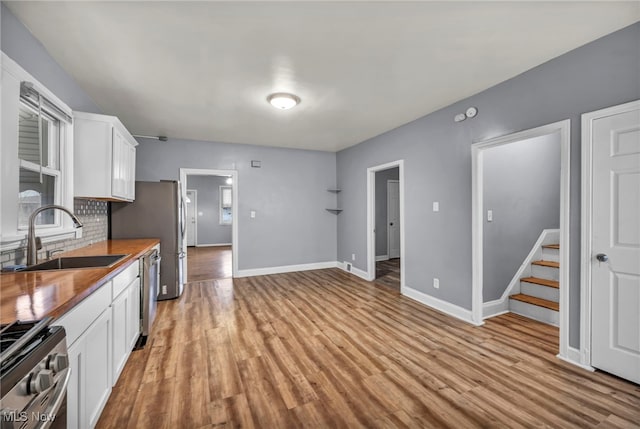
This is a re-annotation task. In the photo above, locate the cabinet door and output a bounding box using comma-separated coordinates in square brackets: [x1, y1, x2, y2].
[128, 277, 141, 350]
[66, 338, 85, 429]
[127, 143, 136, 200]
[85, 309, 112, 429]
[111, 288, 129, 385]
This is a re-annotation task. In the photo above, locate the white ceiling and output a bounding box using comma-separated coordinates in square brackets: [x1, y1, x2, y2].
[5, 1, 639, 152]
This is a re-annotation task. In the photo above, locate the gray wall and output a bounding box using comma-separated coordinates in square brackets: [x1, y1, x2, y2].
[483, 133, 560, 301]
[186, 175, 232, 246]
[0, 4, 107, 268]
[375, 167, 399, 257]
[136, 138, 337, 271]
[1, 4, 101, 113]
[336, 22, 640, 348]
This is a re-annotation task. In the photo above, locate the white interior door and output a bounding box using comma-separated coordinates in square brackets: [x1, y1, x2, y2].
[590, 103, 640, 384]
[387, 180, 400, 259]
[186, 190, 196, 247]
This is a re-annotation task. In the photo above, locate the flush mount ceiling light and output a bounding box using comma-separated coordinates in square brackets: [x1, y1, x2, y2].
[267, 92, 300, 110]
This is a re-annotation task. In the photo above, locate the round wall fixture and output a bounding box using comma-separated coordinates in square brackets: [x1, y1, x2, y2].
[466, 107, 478, 118]
[267, 92, 300, 110]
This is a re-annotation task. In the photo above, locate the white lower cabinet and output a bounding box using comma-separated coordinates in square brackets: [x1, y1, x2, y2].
[65, 307, 112, 429]
[112, 277, 140, 384]
[56, 259, 141, 428]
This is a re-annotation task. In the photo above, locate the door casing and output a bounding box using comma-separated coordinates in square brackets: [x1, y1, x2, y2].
[367, 160, 405, 283]
[471, 120, 572, 360]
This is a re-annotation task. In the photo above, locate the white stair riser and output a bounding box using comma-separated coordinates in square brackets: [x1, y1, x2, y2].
[542, 247, 559, 263]
[509, 299, 559, 327]
[521, 282, 559, 302]
[531, 265, 559, 281]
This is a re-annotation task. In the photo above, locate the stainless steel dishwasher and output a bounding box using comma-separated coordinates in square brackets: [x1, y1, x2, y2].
[137, 247, 161, 348]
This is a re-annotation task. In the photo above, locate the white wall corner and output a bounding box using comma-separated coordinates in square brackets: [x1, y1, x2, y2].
[338, 261, 370, 281]
[483, 299, 510, 319]
[401, 285, 483, 326]
[235, 261, 338, 278]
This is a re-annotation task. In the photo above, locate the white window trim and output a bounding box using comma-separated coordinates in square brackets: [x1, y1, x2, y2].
[1, 52, 77, 252]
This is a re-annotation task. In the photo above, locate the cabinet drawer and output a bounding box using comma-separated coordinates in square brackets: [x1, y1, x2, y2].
[112, 260, 139, 298]
[55, 282, 111, 347]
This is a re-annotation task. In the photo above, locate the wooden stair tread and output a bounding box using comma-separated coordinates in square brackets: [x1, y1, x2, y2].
[521, 277, 559, 289]
[510, 294, 559, 311]
[542, 244, 560, 249]
[532, 260, 559, 268]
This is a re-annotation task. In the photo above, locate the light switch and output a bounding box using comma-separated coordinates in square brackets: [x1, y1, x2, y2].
[433, 202, 439, 212]
[487, 210, 493, 222]
[250, 210, 256, 219]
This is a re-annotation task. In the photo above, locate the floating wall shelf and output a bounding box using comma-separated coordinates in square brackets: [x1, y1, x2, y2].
[325, 208, 343, 214]
[327, 189, 342, 193]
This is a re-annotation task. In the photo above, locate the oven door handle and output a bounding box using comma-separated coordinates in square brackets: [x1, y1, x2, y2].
[42, 368, 71, 428]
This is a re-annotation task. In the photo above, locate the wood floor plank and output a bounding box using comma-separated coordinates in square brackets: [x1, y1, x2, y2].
[96, 253, 640, 429]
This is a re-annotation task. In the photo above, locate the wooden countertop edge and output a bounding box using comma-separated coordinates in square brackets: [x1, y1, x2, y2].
[0, 238, 160, 324]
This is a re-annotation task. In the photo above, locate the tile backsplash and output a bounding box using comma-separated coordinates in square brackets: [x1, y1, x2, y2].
[1, 199, 109, 269]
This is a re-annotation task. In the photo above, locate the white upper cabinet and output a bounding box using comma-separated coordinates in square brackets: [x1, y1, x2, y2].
[74, 111, 137, 201]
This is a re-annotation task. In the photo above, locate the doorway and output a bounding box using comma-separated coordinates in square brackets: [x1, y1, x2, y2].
[367, 160, 404, 290]
[472, 120, 571, 359]
[186, 189, 197, 247]
[179, 168, 238, 280]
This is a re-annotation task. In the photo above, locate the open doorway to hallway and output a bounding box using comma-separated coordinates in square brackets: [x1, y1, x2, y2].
[374, 167, 401, 290]
[180, 168, 238, 281]
[367, 160, 405, 291]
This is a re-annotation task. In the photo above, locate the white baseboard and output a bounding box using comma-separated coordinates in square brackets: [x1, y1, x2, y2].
[236, 261, 338, 278]
[483, 299, 510, 319]
[338, 261, 370, 280]
[401, 286, 483, 326]
[376, 255, 389, 262]
[196, 243, 232, 247]
[557, 347, 595, 372]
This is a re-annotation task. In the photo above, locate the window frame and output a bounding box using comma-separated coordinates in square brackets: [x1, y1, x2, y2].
[1, 53, 76, 252]
[17, 101, 64, 230]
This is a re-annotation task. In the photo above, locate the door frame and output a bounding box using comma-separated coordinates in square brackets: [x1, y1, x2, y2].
[186, 189, 197, 247]
[471, 120, 571, 357]
[387, 179, 400, 259]
[580, 99, 640, 369]
[179, 168, 238, 278]
[367, 160, 405, 284]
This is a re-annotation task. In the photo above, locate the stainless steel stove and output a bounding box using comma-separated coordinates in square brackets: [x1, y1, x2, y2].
[0, 318, 69, 429]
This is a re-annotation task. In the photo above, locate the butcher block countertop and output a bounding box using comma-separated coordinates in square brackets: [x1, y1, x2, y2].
[0, 239, 159, 325]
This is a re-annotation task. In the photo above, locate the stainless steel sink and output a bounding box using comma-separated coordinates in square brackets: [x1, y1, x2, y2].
[20, 254, 128, 272]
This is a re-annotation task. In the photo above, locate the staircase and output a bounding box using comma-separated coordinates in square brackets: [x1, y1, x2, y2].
[509, 244, 559, 326]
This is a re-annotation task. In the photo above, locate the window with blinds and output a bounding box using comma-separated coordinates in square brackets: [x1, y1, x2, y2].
[17, 101, 61, 229]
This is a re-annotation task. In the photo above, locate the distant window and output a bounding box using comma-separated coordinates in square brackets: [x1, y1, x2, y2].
[17, 102, 61, 229]
[219, 186, 232, 225]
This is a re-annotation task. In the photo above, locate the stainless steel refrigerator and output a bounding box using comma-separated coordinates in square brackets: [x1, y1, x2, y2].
[111, 180, 186, 300]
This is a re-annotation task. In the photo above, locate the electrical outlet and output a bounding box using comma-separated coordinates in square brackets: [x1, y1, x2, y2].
[162, 285, 167, 295]
[433, 202, 439, 212]
[351, 253, 356, 261]
[433, 278, 440, 289]
[487, 210, 493, 222]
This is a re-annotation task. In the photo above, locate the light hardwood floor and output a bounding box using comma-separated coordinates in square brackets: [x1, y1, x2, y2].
[97, 264, 640, 428]
[375, 258, 400, 290]
[187, 246, 232, 282]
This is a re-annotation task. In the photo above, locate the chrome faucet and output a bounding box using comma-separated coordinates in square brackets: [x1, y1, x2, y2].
[27, 205, 83, 266]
